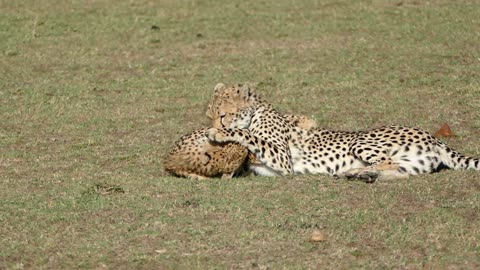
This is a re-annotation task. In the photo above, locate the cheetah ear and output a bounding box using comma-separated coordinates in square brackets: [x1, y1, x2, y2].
[214, 83, 226, 93]
[237, 84, 253, 99]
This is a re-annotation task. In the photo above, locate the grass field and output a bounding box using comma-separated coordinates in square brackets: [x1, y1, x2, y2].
[1, 0, 480, 269]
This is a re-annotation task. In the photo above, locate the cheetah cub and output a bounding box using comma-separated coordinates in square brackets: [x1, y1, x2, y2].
[163, 84, 317, 179]
[205, 83, 479, 182]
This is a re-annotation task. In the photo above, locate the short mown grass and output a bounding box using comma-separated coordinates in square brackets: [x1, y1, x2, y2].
[1, 0, 479, 269]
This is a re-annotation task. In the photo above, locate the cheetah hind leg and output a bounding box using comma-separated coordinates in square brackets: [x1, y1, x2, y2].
[344, 162, 408, 183]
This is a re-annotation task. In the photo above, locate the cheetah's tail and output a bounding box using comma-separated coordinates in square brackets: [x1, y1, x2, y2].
[437, 141, 480, 170]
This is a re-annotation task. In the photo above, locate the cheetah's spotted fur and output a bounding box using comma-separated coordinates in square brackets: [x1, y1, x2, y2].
[164, 128, 248, 179]
[206, 84, 480, 181]
[163, 84, 317, 179]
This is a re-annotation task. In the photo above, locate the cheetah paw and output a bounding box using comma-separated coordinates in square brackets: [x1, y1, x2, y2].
[206, 128, 228, 143]
[344, 170, 379, 183]
[206, 128, 219, 141]
[356, 171, 379, 183]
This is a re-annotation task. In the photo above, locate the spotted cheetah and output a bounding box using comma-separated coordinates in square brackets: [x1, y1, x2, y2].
[164, 128, 249, 179]
[163, 85, 317, 179]
[205, 83, 480, 182]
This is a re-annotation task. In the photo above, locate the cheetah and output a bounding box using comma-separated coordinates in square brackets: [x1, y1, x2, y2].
[164, 128, 249, 179]
[163, 85, 317, 179]
[205, 83, 480, 182]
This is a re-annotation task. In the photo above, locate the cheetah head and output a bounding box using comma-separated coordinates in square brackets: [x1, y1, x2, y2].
[206, 83, 263, 129]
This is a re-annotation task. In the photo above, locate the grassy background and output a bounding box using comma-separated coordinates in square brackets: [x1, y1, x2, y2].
[1, 0, 479, 269]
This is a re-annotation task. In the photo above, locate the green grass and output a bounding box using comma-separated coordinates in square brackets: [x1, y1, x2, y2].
[1, 0, 479, 269]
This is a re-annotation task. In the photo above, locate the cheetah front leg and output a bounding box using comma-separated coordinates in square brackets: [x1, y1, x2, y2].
[206, 128, 293, 176]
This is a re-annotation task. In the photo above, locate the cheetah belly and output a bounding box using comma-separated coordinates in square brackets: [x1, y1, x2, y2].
[249, 164, 282, 176]
[291, 144, 366, 175]
[292, 157, 365, 175]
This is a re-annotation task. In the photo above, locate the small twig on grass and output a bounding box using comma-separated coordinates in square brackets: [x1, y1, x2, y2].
[25, 9, 39, 38]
